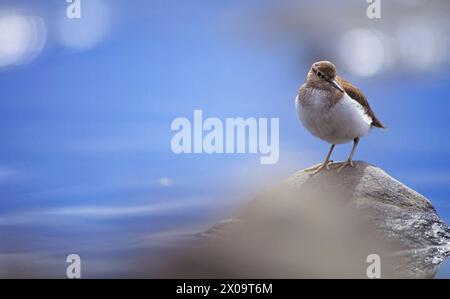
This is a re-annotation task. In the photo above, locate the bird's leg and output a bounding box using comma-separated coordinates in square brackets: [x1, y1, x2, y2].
[335, 138, 359, 173]
[305, 144, 335, 175]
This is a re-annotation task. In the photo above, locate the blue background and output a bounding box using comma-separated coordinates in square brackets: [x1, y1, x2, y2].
[0, 0, 449, 277]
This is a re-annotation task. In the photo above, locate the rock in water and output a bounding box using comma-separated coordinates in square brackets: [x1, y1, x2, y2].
[164, 161, 450, 278]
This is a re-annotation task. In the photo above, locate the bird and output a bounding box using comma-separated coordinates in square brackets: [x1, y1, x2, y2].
[296, 60, 384, 175]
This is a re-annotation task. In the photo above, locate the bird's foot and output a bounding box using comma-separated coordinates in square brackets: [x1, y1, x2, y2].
[332, 160, 354, 173]
[305, 160, 333, 175]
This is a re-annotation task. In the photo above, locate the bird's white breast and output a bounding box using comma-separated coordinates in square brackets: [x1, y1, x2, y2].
[296, 88, 372, 144]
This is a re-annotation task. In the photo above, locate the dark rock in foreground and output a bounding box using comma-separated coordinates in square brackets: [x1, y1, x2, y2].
[164, 162, 450, 278]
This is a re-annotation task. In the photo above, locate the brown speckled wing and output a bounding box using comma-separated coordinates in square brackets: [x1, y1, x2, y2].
[336, 76, 385, 128]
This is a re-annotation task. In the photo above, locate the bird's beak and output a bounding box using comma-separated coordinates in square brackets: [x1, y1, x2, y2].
[329, 79, 345, 93]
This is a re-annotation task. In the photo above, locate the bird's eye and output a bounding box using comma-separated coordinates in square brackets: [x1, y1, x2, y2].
[318, 72, 323, 78]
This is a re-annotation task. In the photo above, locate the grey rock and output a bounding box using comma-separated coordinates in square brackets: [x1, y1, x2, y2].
[166, 161, 450, 278]
[287, 161, 449, 245]
[280, 161, 450, 278]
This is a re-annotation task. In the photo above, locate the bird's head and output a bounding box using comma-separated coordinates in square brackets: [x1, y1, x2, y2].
[307, 61, 345, 93]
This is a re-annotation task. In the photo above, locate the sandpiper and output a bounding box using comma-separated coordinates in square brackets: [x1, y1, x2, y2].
[296, 61, 384, 175]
